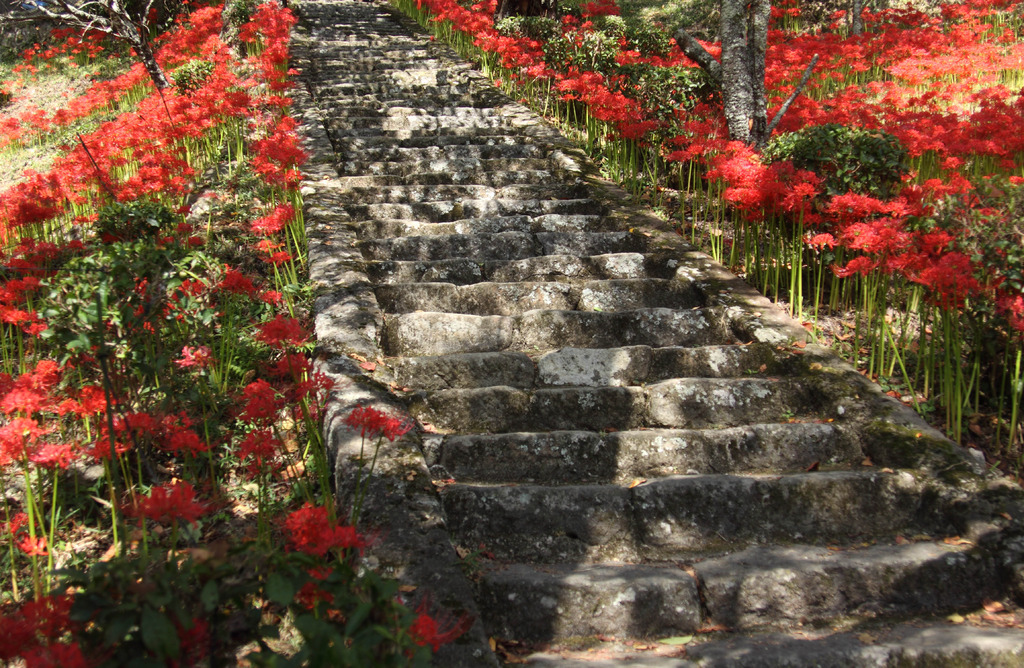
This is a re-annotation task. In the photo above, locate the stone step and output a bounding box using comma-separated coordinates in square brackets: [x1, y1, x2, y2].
[359, 230, 649, 262]
[330, 132, 543, 151]
[363, 251, 688, 287]
[329, 108, 505, 125]
[425, 423, 861, 483]
[523, 625, 1024, 667]
[342, 198, 604, 223]
[337, 143, 548, 165]
[381, 307, 733, 356]
[375, 278, 703, 315]
[441, 471, 959, 562]
[390, 344, 789, 390]
[479, 541, 1001, 641]
[353, 213, 609, 238]
[331, 169, 556, 187]
[412, 377, 826, 433]
[328, 114, 508, 135]
[332, 182, 588, 205]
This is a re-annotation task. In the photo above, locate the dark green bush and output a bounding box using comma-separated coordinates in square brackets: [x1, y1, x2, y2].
[95, 200, 176, 241]
[764, 123, 909, 197]
[173, 59, 215, 95]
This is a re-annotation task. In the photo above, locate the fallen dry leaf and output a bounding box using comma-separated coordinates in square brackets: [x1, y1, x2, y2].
[984, 600, 1006, 613]
[861, 457, 874, 466]
[628, 478, 647, 489]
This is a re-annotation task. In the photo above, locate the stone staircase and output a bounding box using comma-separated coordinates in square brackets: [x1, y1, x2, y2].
[289, 0, 1024, 664]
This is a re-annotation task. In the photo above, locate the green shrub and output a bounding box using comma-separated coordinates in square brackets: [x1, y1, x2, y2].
[764, 123, 909, 197]
[173, 59, 215, 95]
[95, 200, 176, 241]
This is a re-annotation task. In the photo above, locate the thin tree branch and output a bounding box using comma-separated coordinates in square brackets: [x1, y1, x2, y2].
[764, 53, 819, 143]
[672, 28, 721, 84]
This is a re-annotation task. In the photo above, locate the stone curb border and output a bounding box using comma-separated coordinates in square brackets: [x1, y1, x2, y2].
[289, 15, 502, 666]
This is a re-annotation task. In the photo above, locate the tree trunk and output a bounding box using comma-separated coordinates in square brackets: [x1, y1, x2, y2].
[495, 0, 558, 22]
[851, 0, 864, 35]
[719, 0, 770, 146]
[133, 35, 171, 89]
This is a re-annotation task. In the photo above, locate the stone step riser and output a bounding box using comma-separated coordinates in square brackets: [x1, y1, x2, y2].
[333, 169, 556, 187]
[442, 472, 957, 563]
[479, 542, 1001, 640]
[341, 198, 604, 223]
[337, 144, 548, 164]
[353, 214, 609, 238]
[427, 424, 861, 484]
[381, 308, 733, 357]
[328, 114, 507, 131]
[390, 344, 789, 391]
[363, 252, 683, 285]
[414, 378, 826, 433]
[359, 230, 646, 262]
[375, 278, 703, 315]
[331, 183, 588, 204]
[329, 133, 542, 150]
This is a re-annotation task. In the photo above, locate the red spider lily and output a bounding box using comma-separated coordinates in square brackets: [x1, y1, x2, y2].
[17, 535, 47, 557]
[0, 417, 50, 467]
[218, 268, 258, 297]
[0, 594, 76, 664]
[236, 428, 284, 478]
[254, 315, 308, 349]
[345, 405, 413, 442]
[282, 503, 367, 557]
[130, 481, 208, 526]
[28, 442, 77, 469]
[408, 597, 473, 652]
[0, 360, 62, 416]
[175, 345, 213, 369]
[251, 203, 295, 236]
[238, 379, 284, 425]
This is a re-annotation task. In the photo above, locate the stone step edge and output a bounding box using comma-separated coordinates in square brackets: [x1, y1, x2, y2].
[519, 621, 1024, 667]
[477, 539, 1006, 637]
[291, 24, 499, 668]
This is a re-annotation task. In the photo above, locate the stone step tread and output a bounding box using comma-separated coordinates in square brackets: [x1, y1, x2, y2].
[357, 229, 655, 261]
[329, 170, 557, 187]
[329, 182, 588, 204]
[336, 144, 549, 164]
[412, 377, 832, 433]
[424, 423, 859, 483]
[328, 133, 547, 149]
[363, 252, 686, 285]
[375, 278, 703, 315]
[381, 307, 734, 357]
[522, 623, 1024, 667]
[353, 214, 609, 238]
[341, 198, 605, 223]
[390, 343, 790, 390]
[480, 540, 1000, 639]
[441, 471, 960, 562]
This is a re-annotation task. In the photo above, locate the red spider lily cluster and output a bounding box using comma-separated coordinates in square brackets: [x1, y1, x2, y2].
[0, 1, 463, 662]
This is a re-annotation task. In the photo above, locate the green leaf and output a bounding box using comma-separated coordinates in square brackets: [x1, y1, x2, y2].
[657, 635, 694, 646]
[266, 572, 295, 607]
[200, 580, 219, 612]
[141, 606, 180, 658]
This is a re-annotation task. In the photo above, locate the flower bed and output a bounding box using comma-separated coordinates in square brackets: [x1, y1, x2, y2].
[0, 3, 463, 664]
